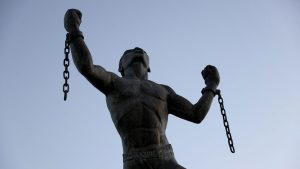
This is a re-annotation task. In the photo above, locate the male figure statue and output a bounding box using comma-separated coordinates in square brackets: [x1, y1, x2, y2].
[64, 9, 220, 169]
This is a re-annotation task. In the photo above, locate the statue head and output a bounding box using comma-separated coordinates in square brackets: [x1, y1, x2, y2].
[118, 47, 151, 78]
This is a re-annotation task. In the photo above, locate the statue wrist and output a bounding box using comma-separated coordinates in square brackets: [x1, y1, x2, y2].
[201, 85, 218, 96]
[67, 30, 84, 43]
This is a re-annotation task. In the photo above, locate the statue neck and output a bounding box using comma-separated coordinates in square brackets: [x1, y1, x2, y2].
[123, 69, 148, 80]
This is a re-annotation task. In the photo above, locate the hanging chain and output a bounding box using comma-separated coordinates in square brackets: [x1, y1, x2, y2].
[63, 33, 70, 101]
[215, 89, 235, 153]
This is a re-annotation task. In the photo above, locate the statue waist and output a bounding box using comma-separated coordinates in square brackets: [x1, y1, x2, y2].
[123, 144, 174, 162]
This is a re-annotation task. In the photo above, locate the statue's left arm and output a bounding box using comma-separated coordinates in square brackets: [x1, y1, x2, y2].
[166, 65, 220, 124]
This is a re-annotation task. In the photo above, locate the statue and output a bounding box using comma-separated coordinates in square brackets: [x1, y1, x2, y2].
[64, 9, 221, 169]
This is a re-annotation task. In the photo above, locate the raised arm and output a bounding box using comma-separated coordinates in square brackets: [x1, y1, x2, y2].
[166, 65, 220, 124]
[64, 9, 116, 95]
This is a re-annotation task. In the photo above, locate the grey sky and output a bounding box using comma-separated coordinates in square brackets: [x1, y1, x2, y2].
[1, 0, 299, 169]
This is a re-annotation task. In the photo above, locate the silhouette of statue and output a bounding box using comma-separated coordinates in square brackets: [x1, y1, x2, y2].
[64, 9, 220, 169]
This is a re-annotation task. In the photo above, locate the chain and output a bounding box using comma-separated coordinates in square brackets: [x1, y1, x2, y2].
[215, 89, 235, 153]
[63, 33, 70, 101]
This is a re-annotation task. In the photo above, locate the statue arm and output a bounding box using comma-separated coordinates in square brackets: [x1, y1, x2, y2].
[64, 9, 116, 95]
[166, 65, 220, 123]
[70, 38, 116, 95]
[166, 85, 215, 124]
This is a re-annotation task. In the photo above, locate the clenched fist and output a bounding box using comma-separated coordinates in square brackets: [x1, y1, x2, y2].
[201, 65, 220, 88]
[64, 9, 82, 33]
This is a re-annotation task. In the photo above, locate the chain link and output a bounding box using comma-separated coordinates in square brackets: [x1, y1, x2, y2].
[63, 33, 70, 101]
[215, 89, 235, 153]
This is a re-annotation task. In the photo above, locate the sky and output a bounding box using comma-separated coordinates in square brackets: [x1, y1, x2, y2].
[0, 0, 300, 169]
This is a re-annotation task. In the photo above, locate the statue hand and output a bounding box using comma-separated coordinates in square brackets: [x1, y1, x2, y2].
[201, 65, 220, 89]
[64, 9, 82, 33]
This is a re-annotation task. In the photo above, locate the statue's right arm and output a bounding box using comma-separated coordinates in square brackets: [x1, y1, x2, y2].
[64, 9, 117, 95]
[70, 36, 116, 95]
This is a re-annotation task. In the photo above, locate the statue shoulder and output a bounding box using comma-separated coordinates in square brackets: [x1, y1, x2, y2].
[106, 70, 120, 81]
[160, 84, 176, 95]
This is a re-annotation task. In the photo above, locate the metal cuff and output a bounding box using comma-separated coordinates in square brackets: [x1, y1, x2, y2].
[201, 87, 217, 96]
[67, 31, 84, 43]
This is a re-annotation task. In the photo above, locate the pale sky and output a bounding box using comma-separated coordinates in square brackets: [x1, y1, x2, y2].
[1, 0, 300, 169]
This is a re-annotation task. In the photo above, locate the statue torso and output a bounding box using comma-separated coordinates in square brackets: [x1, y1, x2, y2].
[106, 77, 170, 153]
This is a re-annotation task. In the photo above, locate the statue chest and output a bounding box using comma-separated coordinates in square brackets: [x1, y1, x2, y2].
[106, 78, 169, 128]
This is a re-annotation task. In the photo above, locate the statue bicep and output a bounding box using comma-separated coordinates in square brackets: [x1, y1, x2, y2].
[86, 65, 117, 94]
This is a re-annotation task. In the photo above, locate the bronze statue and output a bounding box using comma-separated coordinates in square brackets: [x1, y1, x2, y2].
[64, 9, 221, 169]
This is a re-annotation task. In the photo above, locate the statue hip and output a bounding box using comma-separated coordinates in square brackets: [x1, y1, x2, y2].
[123, 144, 185, 169]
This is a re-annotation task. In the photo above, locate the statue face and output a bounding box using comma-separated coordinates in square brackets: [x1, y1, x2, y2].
[121, 51, 148, 70]
[119, 48, 151, 77]
[121, 51, 149, 78]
